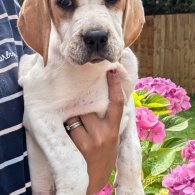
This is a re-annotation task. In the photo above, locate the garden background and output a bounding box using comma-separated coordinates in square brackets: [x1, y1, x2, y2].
[130, 0, 195, 141]
[130, 0, 195, 140]
[18, 0, 195, 194]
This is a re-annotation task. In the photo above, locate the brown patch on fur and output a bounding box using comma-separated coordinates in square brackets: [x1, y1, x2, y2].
[105, 0, 145, 46]
[105, 0, 123, 10]
[49, 0, 75, 29]
[18, 0, 51, 65]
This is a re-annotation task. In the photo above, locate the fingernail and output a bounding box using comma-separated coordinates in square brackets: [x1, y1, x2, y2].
[109, 69, 117, 74]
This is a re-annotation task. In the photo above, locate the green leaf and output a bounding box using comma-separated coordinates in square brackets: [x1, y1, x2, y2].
[151, 149, 176, 176]
[133, 90, 149, 107]
[172, 152, 183, 167]
[144, 183, 162, 195]
[152, 108, 172, 116]
[161, 116, 189, 132]
[145, 186, 161, 194]
[136, 89, 149, 101]
[133, 92, 142, 107]
[157, 188, 169, 195]
[150, 137, 187, 152]
[150, 143, 162, 152]
[161, 137, 187, 151]
[143, 149, 176, 177]
[141, 140, 150, 152]
[143, 175, 164, 189]
[143, 94, 170, 108]
[109, 169, 116, 184]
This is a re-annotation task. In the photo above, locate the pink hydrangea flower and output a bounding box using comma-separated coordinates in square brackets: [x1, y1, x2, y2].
[96, 184, 113, 195]
[162, 163, 195, 195]
[135, 77, 191, 115]
[136, 107, 166, 144]
[182, 140, 195, 163]
[148, 122, 166, 144]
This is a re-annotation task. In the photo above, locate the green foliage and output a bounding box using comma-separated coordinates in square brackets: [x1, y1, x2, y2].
[145, 184, 164, 194]
[88, 95, 193, 195]
[133, 90, 171, 115]
[143, 94, 170, 108]
[142, 0, 195, 15]
[18, 0, 23, 5]
[161, 116, 190, 132]
[142, 121, 188, 194]
[178, 95, 195, 139]
[143, 149, 176, 177]
[160, 137, 187, 151]
[133, 89, 190, 194]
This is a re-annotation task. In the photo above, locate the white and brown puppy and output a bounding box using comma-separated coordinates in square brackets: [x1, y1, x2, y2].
[18, 0, 145, 194]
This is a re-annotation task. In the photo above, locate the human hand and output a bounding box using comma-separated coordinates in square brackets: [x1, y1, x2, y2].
[66, 70, 124, 194]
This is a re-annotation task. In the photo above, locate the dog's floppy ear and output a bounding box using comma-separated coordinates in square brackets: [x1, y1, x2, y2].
[18, 0, 51, 65]
[123, 0, 145, 47]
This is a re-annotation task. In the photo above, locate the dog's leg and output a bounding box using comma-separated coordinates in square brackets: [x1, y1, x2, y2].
[114, 97, 144, 195]
[24, 111, 89, 195]
[26, 131, 55, 195]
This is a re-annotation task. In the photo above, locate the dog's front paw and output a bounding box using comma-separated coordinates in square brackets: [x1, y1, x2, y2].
[115, 186, 144, 195]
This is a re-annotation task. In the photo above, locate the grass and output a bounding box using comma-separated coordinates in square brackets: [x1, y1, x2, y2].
[178, 94, 195, 139]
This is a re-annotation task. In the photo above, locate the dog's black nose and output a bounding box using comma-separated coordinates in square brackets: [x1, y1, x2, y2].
[84, 30, 108, 52]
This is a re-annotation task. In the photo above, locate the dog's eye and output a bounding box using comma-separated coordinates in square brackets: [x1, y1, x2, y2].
[105, 0, 118, 5]
[56, 0, 73, 10]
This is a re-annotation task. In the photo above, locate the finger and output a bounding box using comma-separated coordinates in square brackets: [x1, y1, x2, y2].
[80, 113, 100, 135]
[66, 117, 82, 128]
[105, 70, 124, 125]
[66, 117, 89, 147]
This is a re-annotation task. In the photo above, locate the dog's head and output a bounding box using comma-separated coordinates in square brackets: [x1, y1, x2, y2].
[18, 0, 145, 65]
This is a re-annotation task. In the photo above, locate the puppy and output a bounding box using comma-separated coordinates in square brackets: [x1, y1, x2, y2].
[18, 0, 145, 194]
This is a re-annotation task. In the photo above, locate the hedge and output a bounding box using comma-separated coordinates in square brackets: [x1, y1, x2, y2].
[143, 0, 195, 15]
[18, 0, 23, 5]
[18, 0, 195, 15]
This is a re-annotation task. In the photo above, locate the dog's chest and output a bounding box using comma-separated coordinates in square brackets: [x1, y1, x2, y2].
[56, 69, 110, 119]
[24, 61, 130, 121]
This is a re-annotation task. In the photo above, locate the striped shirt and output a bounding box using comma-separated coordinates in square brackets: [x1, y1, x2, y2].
[0, 0, 33, 194]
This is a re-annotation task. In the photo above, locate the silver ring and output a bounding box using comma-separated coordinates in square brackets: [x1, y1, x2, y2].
[65, 121, 83, 132]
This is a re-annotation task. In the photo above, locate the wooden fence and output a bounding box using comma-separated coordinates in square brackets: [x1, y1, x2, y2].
[131, 13, 195, 94]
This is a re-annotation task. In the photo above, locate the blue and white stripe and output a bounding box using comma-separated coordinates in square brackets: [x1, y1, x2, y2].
[0, 0, 33, 194]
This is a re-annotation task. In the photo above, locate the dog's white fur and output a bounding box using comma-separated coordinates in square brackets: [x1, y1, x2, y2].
[18, 1, 144, 194]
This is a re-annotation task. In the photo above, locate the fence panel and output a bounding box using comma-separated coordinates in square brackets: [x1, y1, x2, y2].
[131, 13, 195, 94]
